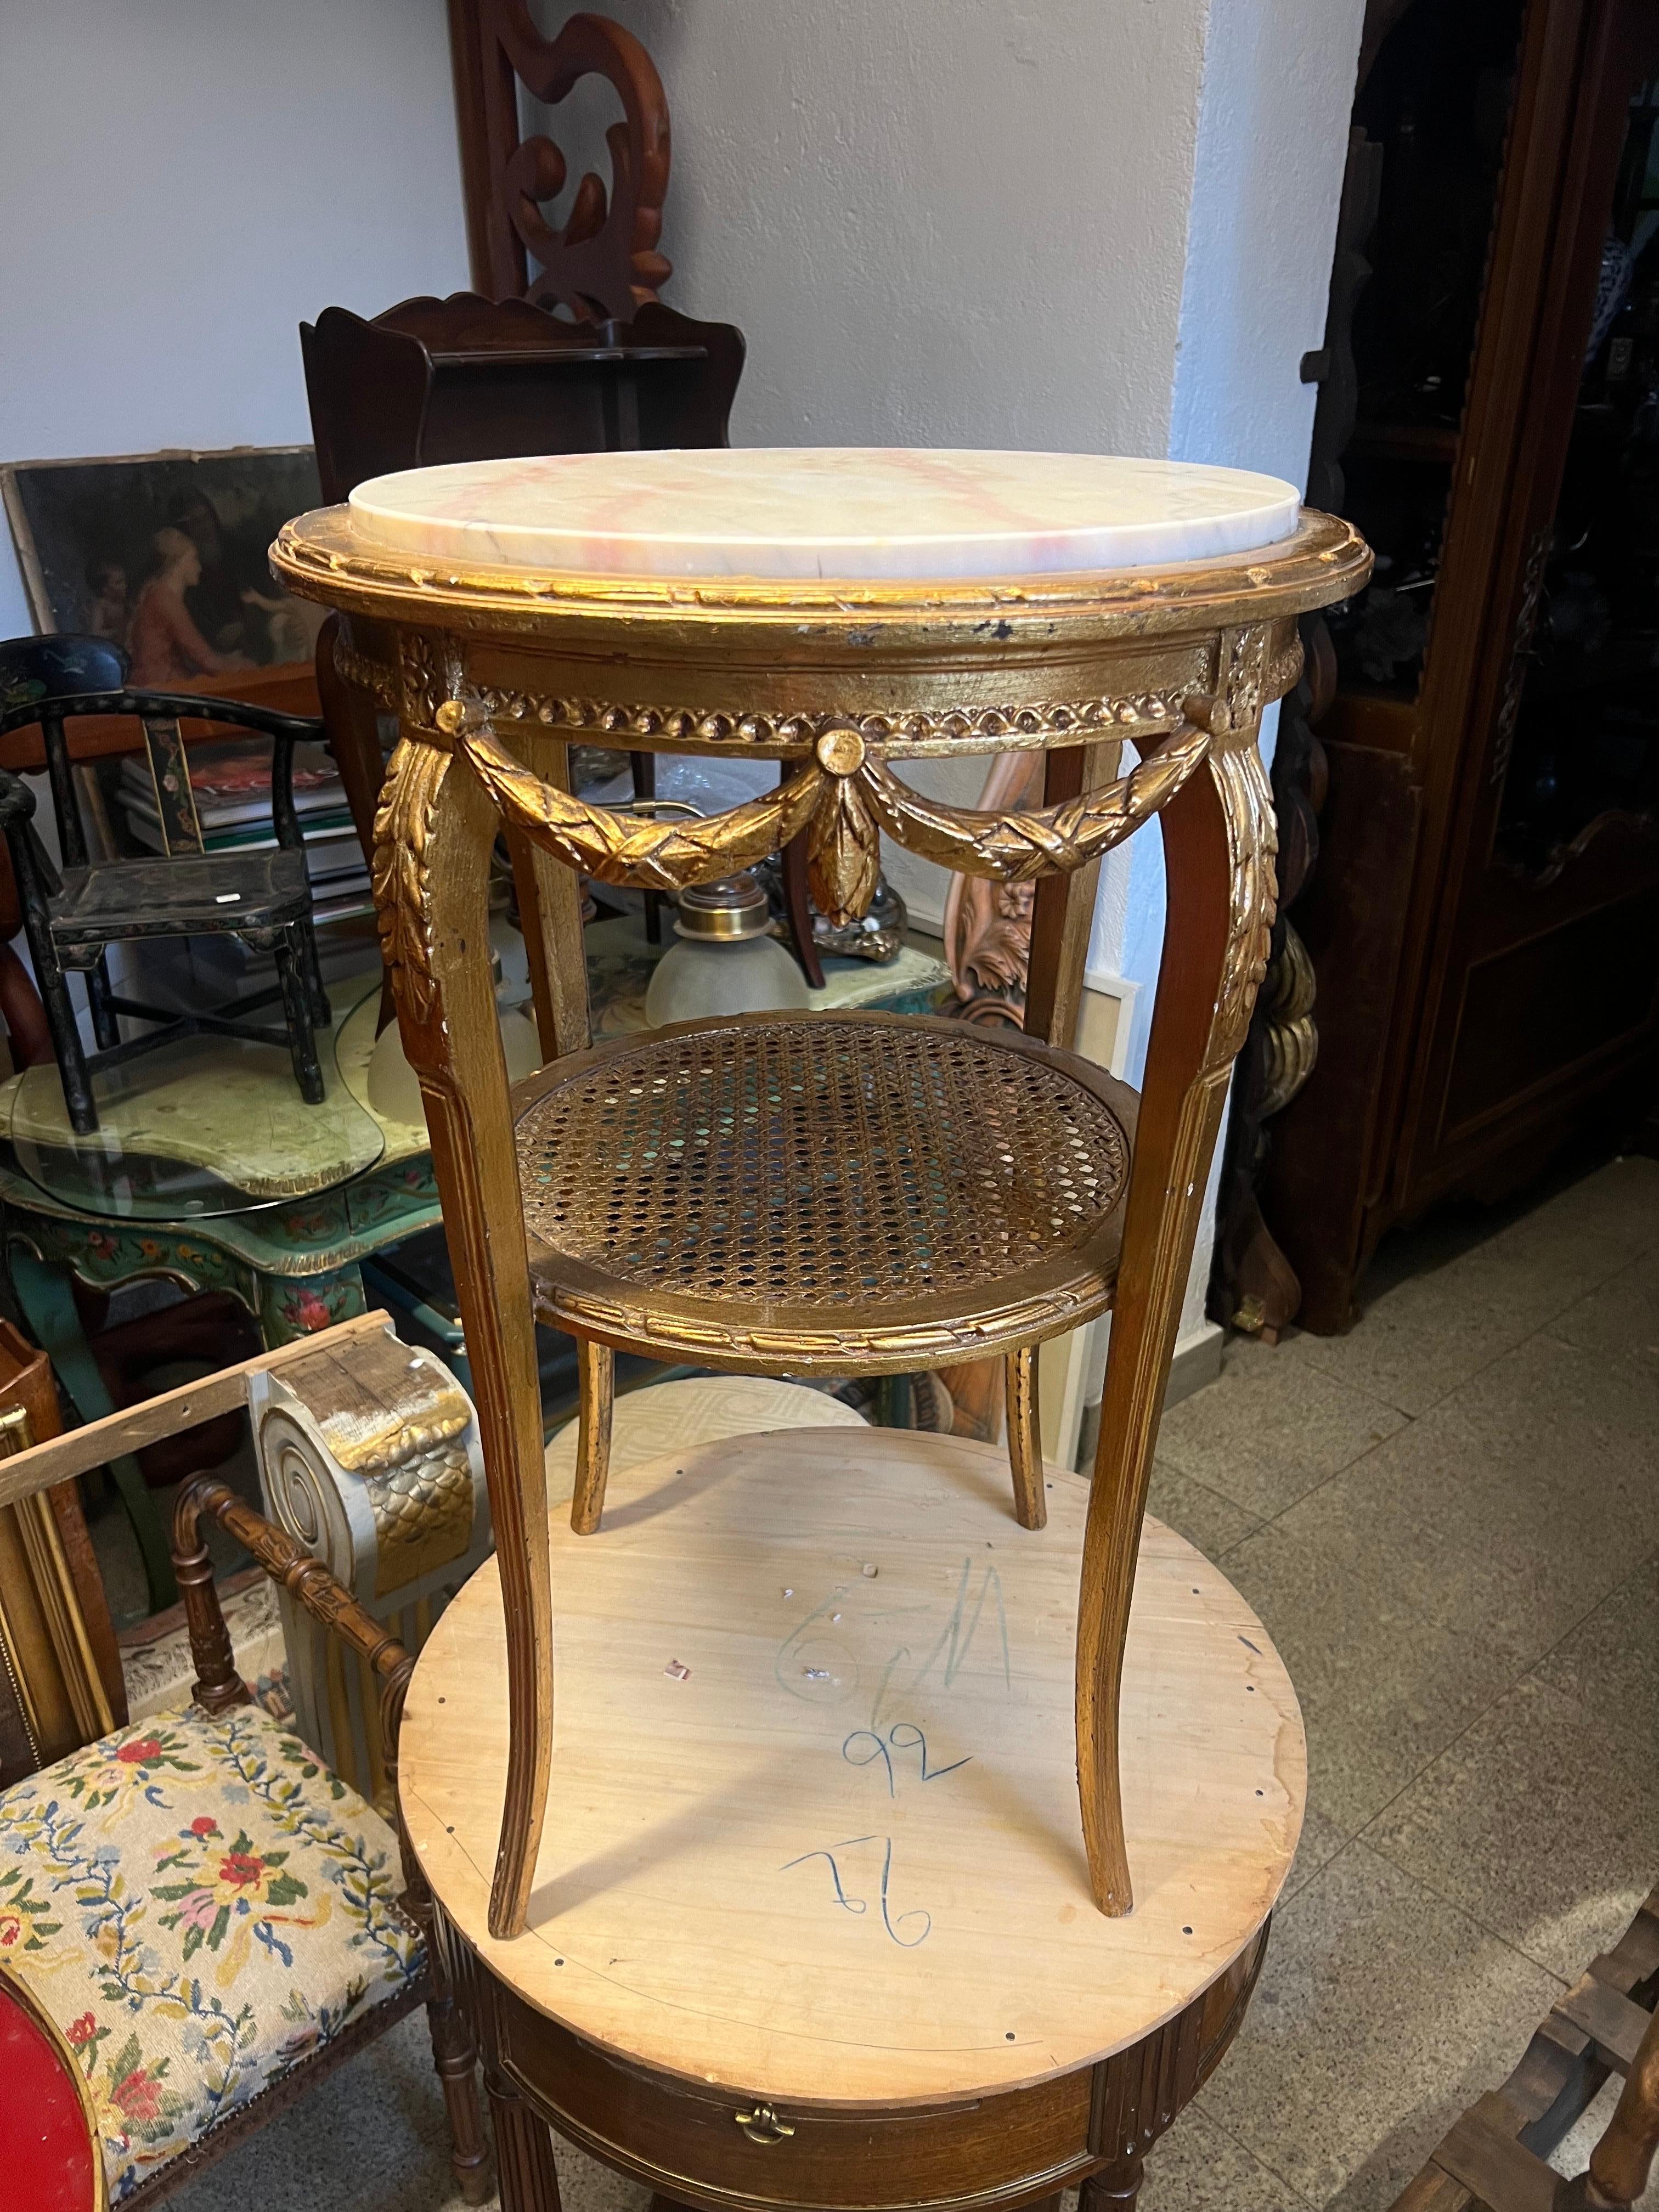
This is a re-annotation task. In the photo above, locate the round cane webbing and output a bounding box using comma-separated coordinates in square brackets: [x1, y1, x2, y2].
[516, 1018, 1130, 1308]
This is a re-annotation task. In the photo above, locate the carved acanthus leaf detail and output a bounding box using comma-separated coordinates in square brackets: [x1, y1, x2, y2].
[371, 739, 448, 1025]
[1205, 741, 1280, 1073]
[808, 770, 881, 925]
[398, 635, 448, 731]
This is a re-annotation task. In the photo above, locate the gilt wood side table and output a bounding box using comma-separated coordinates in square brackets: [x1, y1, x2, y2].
[272, 446, 1367, 1948]
[398, 1429, 1306, 2212]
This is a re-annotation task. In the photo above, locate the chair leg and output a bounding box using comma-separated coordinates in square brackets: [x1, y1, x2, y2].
[629, 751, 664, 946]
[274, 928, 326, 1105]
[571, 1338, 613, 1535]
[85, 954, 121, 1052]
[35, 945, 98, 1135]
[486, 2066, 563, 2212]
[1005, 1344, 1046, 1530]
[298, 917, 332, 1029]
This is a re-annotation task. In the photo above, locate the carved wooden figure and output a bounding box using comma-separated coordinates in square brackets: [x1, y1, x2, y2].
[272, 447, 1368, 1954]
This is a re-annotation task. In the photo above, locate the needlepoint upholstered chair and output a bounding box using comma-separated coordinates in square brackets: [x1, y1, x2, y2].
[0, 1318, 488, 2207]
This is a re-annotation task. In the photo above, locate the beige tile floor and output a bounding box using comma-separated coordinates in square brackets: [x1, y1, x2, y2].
[174, 1155, 1659, 2211]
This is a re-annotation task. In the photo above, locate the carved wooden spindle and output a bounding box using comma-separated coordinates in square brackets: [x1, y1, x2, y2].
[173, 1485, 253, 1717]
[1003, 1344, 1046, 1531]
[571, 1338, 614, 1536]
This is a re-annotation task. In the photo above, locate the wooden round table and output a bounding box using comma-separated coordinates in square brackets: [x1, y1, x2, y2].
[399, 1426, 1305, 2210]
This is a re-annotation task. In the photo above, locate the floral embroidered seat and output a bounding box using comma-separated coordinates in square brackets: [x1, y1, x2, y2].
[0, 1702, 422, 2205]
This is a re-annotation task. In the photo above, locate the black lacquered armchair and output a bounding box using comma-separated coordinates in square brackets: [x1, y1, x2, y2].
[0, 634, 332, 1137]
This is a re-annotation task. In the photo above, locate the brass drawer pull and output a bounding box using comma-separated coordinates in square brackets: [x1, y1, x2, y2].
[735, 2104, 795, 2145]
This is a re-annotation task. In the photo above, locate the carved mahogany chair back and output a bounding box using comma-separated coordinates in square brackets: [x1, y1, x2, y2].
[446, 4, 672, 316]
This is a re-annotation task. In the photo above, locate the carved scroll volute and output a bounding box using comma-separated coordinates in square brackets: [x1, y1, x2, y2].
[372, 735, 552, 1943]
[1074, 723, 1278, 1916]
[489, 5, 672, 319]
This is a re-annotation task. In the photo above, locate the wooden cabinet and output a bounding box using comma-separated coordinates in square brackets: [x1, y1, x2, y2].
[1265, 0, 1659, 1331]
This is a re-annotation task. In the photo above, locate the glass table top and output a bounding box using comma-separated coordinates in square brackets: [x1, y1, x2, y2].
[2, 991, 387, 1221]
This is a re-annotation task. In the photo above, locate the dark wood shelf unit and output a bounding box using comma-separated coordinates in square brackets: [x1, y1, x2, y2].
[1259, 0, 1659, 1333]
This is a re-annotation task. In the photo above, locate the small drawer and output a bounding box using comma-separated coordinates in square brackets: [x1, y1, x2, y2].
[496, 1988, 1094, 2211]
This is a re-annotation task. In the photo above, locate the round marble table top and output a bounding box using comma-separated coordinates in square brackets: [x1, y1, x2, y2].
[347, 447, 1301, 582]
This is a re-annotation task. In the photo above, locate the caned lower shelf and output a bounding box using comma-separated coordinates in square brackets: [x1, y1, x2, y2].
[513, 1009, 1137, 1373]
[399, 1426, 1305, 2109]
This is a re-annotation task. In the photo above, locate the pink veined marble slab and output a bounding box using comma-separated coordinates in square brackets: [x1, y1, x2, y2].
[346, 447, 1301, 583]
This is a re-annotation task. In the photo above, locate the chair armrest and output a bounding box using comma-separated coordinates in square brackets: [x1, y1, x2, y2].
[172, 1476, 415, 1757]
[0, 769, 63, 934]
[0, 689, 323, 855]
[268, 726, 303, 851]
[0, 766, 36, 830]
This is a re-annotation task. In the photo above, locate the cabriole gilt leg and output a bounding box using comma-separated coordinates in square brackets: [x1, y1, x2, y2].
[1075, 724, 1276, 1915]
[571, 1338, 614, 1535]
[1004, 1342, 1046, 1529]
[375, 718, 554, 1941]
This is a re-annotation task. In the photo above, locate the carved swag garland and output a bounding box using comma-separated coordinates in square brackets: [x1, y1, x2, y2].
[371, 693, 1229, 1012]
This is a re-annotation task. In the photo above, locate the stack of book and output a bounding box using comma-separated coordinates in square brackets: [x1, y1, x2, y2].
[115, 737, 371, 924]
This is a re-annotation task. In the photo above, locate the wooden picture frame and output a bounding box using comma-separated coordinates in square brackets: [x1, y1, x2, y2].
[0, 447, 327, 770]
[0, 1319, 122, 1783]
[2, 443, 325, 667]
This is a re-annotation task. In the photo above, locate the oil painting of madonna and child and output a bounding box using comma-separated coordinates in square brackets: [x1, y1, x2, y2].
[2, 445, 328, 680]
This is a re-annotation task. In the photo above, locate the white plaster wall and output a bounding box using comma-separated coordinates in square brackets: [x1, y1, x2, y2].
[537, 0, 1366, 1368]
[1117, 0, 1367, 1344]
[563, 0, 1218, 941]
[0, 0, 470, 635]
[568, 0, 1212, 455]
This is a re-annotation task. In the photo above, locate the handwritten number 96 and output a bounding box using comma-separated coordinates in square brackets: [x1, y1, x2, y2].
[780, 1836, 932, 1946]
